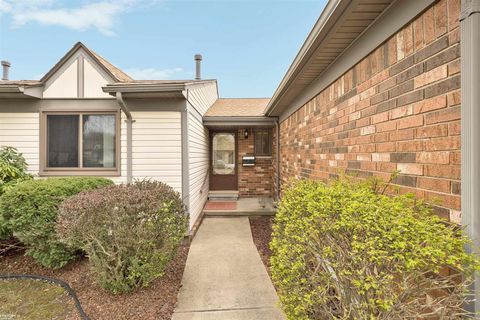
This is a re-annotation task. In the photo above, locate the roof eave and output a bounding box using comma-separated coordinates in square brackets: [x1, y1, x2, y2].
[203, 116, 276, 127]
[265, 0, 349, 116]
[103, 83, 187, 93]
[0, 85, 42, 99]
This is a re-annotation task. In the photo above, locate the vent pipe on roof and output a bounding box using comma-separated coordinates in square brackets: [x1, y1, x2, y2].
[1, 61, 11, 81]
[194, 54, 202, 80]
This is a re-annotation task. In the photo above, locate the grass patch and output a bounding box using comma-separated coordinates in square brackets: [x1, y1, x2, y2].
[0, 279, 76, 319]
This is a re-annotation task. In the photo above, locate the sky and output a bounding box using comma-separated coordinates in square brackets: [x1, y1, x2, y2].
[0, 0, 327, 98]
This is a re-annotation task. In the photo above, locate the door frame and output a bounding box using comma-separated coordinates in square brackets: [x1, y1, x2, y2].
[209, 130, 238, 191]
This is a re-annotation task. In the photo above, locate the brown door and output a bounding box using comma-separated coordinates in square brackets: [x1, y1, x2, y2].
[210, 131, 238, 190]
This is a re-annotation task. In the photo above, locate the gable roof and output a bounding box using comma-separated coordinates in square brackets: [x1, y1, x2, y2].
[205, 98, 270, 117]
[40, 42, 133, 83]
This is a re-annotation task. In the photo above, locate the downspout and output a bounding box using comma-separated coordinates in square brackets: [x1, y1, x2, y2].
[115, 92, 134, 183]
[275, 118, 280, 201]
[460, 0, 480, 314]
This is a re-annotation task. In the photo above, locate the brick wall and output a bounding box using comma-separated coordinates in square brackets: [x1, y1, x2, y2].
[237, 128, 274, 197]
[278, 0, 461, 221]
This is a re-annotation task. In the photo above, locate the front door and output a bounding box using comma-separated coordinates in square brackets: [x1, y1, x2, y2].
[210, 131, 238, 190]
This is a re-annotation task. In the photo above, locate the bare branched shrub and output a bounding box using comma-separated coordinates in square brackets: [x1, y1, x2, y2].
[56, 180, 188, 294]
[270, 177, 479, 319]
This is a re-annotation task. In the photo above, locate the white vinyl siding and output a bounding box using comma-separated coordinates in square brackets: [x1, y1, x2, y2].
[187, 111, 209, 228]
[116, 111, 182, 192]
[43, 60, 78, 98]
[83, 58, 111, 98]
[0, 113, 40, 174]
[187, 83, 218, 115]
[186, 82, 218, 228]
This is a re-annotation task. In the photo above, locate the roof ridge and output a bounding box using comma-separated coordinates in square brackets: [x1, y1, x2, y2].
[40, 42, 133, 84]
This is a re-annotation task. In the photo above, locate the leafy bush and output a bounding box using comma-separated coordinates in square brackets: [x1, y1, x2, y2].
[56, 180, 188, 294]
[0, 177, 113, 268]
[270, 178, 480, 320]
[0, 146, 32, 195]
[0, 146, 33, 239]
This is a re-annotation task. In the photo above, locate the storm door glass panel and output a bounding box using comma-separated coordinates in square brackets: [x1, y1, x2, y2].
[47, 115, 79, 167]
[212, 133, 235, 175]
[83, 115, 116, 168]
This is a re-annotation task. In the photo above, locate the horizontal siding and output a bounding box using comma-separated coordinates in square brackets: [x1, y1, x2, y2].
[118, 111, 182, 192]
[0, 113, 39, 174]
[187, 110, 209, 229]
[187, 82, 218, 116]
[186, 82, 217, 228]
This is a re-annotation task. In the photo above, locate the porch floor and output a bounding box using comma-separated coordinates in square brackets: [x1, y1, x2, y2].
[203, 197, 276, 216]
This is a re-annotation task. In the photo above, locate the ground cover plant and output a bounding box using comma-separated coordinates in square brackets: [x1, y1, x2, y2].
[0, 245, 189, 319]
[0, 278, 79, 320]
[57, 180, 188, 294]
[270, 177, 480, 319]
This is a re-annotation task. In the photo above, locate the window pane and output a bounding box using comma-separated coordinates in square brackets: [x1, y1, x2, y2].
[47, 115, 79, 167]
[255, 130, 271, 156]
[83, 115, 116, 168]
[212, 133, 235, 175]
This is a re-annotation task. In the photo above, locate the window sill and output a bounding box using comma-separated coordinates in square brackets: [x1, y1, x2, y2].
[39, 170, 120, 177]
[255, 155, 273, 159]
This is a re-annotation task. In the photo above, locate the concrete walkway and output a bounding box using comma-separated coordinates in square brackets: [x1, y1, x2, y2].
[172, 217, 285, 320]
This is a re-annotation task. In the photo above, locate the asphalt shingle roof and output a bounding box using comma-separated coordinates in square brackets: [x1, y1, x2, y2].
[205, 98, 270, 117]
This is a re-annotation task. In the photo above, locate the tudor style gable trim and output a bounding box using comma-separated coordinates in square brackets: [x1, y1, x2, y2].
[42, 43, 125, 99]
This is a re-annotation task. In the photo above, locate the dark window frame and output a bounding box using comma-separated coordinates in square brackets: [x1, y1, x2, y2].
[254, 129, 272, 156]
[40, 111, 121, 176]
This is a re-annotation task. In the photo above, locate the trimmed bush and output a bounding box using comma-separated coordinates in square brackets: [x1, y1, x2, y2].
[0, 177, 113, 268]
[270, 178, 479, 319]
[56, 180, 188, 294]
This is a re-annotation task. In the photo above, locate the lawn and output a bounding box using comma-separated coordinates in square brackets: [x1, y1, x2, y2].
[0, 245, 189, 320]
[0, 278, 78, 320]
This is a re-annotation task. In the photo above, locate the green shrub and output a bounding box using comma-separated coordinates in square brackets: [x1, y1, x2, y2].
[56, 180, 188, 294]
[0, 146, 32, 195]
[0, 146, 33, 239]
[0, 177, 113, 268]
[270, 177, 479, 320]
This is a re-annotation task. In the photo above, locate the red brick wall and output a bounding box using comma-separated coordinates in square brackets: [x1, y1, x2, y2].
[278, 0, 461, 221]
[237, 128, 274, 197]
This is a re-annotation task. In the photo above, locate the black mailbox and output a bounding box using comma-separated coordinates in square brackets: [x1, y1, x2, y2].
[242, 155, 255, 166]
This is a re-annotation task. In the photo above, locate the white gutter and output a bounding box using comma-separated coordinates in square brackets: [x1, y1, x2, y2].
[103, 80, 217, 94]
[115, 92, 134, 183]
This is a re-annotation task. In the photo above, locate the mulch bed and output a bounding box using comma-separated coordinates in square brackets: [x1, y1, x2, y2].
[249, 216, 274, 277]
[0, 245, 190, 320]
